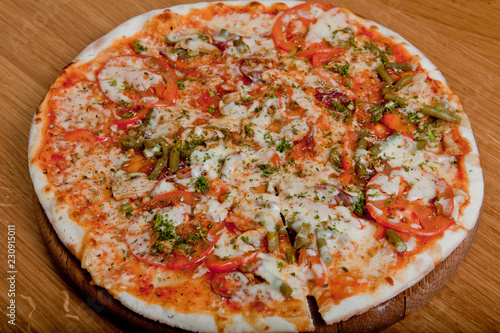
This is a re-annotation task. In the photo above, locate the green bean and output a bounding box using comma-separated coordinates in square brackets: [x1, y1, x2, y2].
[278, 224, 288, 235]
[369, 144, 382, 155]
[376, 66, 395, 84]
[233, 38, 249, 54]
[178, 49, 200, 60]
[357, 138, 368, 150]
[220, 29, 234, 39]
[144, 139, 163, 156]
[370, 105, 385, 122]
[285, 247, 296, 264]
[384, 93, 408, 106]
[164, 35, 180, 45]
[267, 231, 280, 252]
[197, 32, 211, 43]
[386, 228, 407, 253]
[148, 153, 168, 180]
[168, 145, 180, 173]
[416, 138, 427, 150]
[421, 105, 461, 124]
[434, 102, 450, 111]
[381, 85, 392, 96]
[278, 280, 293, 298]
[278, 224, 295, 263]
[384, 62, 416, 71]
[368, 43, 388, 63]
[316, 237, 333, 265]
[294, 223, 312, 250]
[394, 74, 413, 91]
[355, 162, 367, 176]
[187, 50, 200, 57]
[329, 148, 341, 168]
[164, 32, 210, 45]
[119, 136, 145, 150]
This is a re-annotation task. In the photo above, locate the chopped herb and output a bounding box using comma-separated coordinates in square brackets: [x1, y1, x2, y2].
[349, 191, 366, 217]
[332, 26, 352, 40]
[335, 62, 350, 77]
[131, 39, 147, 53]
[195, 175, 211, 194]
[277, 261, 283, 272]
[151, 214, 177, 243]
[257, 163, 280, 177]
[276, 138, 292, 153]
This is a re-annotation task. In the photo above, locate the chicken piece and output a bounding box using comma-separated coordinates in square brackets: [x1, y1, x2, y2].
[112, 171, 156, 200]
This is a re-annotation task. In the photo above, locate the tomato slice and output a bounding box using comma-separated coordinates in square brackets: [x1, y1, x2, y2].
[205, 250, 261, 273]
[127, 191, 224, 270]
[142, 190, 199, 210]
[366, 167, 455, 236]
[160, 218, 223, 270]
[338, 130, 357, 185]
[311, 50, 350, 84]
[298, 249, 326, 286]
[97, 55, 178, 108]
[64, 129, 108, 144]
[271, 2, 334, 52]
[381, 113, 416, 139]
[115, 107, 151, 129]
[211, 272, 250, 298]
[296, 47, 345, 59]
[288, 126, 316, 161]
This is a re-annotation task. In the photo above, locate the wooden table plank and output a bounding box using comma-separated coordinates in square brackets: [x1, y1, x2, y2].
[0, 0, 498, 332]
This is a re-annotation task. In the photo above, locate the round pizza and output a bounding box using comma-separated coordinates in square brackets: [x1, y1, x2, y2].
[28, 1, 484, 331]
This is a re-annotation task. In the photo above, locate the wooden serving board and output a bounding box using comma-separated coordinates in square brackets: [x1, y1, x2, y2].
[34, 195, 480, 332]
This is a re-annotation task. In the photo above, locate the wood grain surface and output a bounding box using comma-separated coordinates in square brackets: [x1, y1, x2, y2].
[0, 0, 499, 332]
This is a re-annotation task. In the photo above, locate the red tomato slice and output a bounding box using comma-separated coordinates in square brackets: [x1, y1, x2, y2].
[115, 107, 151, 129]
[338, 130, 357, 185]
[298, 249, 326, 286]
[366, 167, 455, 236]
[367, 122, 391, 139]
[211, 272, 250, 298]
[161, 218, 223, 270]
[270, 153, 283, 167]
[64, 129, 109, 149]
[205, 250, 261, 273]
[97, 55, 178, 108]
[381, 113, 416, 139]
[64, 129, 98, 144]
[310, 49, 345, 66]
[272, 2, 334, 52]
[142, 190, 200, 210]
[127, 190, 223, 270]
[289, 126, 316, 161]
[296, 47, 345, 59]
[311, 50, 350, 84]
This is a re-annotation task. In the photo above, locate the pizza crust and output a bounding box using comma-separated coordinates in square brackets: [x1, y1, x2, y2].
[29, 94, 86, 259]
[29, 1, 484, 331]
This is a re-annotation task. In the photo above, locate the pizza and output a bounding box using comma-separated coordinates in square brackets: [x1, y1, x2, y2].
[29, 1, 484, 331]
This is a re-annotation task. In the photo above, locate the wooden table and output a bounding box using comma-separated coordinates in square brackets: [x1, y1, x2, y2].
[1, 0, 499, 332]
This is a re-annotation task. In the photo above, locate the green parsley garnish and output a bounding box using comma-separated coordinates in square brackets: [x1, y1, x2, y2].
[195, 175, 211, 193]
[276, 138, 292, 153]
[349, 191, 366, 217]
[131, 39, 147, 53]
